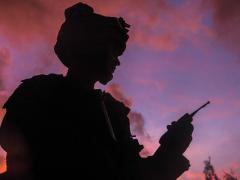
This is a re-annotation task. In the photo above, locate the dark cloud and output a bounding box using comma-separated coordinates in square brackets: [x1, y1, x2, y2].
[204, 0, 240, 53]
[128, 111, 152, 139]
[211, 0, 240, 23]
[128, 112, 145, 136]
[127, 111, 152, 156]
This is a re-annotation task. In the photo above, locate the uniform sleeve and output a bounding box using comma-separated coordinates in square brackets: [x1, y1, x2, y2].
[103, 92, 188, 180]
[0, 109, 27, 153]
[103, 92, 144, 155]
[0, 105, 34, 180]
[0, 83, 27, 151]
[0, 80, 41, 177]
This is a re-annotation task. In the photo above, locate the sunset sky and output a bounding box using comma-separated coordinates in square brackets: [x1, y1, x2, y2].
[0, 0, 240, 179]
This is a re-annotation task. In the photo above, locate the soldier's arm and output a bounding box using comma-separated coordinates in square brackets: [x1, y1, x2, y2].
[131, 115, 194, 180]
[0, 108, 33, 179]
[139, 115, 194, 180]
[104, 93, 192, 179]
[0, 80, 39, 178]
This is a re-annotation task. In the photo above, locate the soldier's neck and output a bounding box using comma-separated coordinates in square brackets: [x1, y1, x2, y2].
[65, 69, 96, 91]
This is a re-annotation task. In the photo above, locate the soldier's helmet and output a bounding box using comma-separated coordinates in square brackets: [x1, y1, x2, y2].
[54, 2, 130, 68]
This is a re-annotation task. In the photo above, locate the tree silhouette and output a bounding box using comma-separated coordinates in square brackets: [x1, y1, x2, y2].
[203, 157, 220, 180]
[223, 169, 238, 180]
[203, 157, 238, 180]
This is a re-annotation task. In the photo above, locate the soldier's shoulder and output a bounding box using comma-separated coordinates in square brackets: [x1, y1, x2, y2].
[3, 74, 64, 109]
[103, 92, 130, 116]
[22, 73, 64, 83]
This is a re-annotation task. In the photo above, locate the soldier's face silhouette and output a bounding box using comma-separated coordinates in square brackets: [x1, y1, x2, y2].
[66, 41, 122, 86]
[97, 43, 121, 85]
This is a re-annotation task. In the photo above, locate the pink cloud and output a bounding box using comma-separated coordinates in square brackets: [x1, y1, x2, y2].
[106, 83, 132, 107]
[0, 0, 52, 44]
[124, 0, 211, 51]
[132, 31, 177, 51]
[106, 83, 147, 136]
[0, 48, 10, 90]
[106, 83, 154, 156]
[0, 0, 210, 51]
[0, 47, 9, 128]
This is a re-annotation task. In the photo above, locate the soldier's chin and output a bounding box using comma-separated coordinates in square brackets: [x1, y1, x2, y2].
[99, 74, 113, 85]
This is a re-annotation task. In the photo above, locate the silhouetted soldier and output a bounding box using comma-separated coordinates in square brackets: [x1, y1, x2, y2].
[0, 2, 193, 180]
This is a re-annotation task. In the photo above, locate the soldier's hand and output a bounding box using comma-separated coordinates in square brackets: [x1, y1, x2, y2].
[160, 113, 194, 154]
[172, 155, 191, 178]
[167, 121, 177, 130]
[181, 113, 194, 134]
[167, 113, 194, 133]
[179, 113, 193, 123]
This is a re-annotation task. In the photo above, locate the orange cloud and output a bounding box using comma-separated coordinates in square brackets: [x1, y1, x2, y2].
[0, 92, 7, 173]
[0, 147, 6, 174]
[0, 109, 6, 124]
[178, 171, 205, 180]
